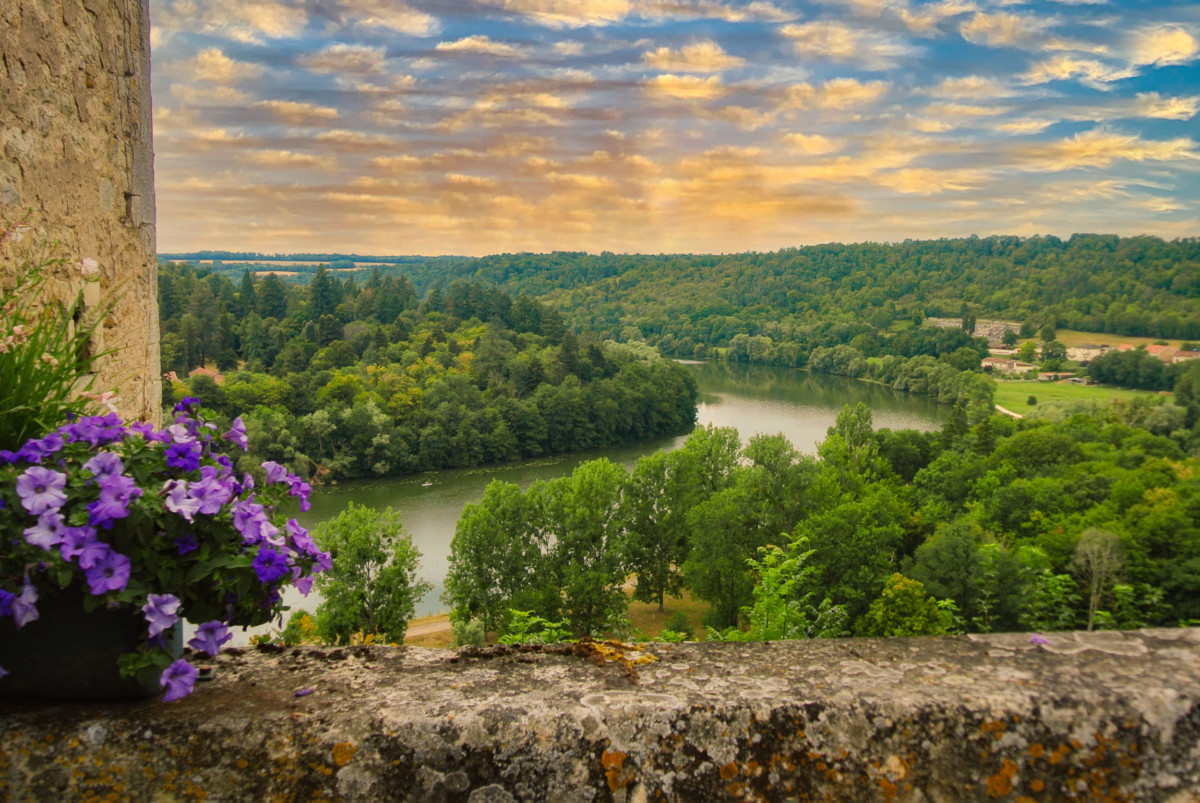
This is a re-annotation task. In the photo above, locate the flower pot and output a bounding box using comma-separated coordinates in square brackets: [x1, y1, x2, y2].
[0, 591, 180, 700]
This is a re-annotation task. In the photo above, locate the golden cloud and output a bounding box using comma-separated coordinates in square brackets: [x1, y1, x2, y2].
[643, 40, 745, 72]
[925, 75, 1013, 100]
[477, 0, 792, 29]
[784, 133, 841, 155]
[781, 21, 918, 69]
[339, 0, 440, 36]
[788, 78, 890, 110]
[1022, 55, 1135, 87]
[1129, 25, 1199, 67]
[645, 74, 727, 100]
[255, 99, 340, 123]
[1133, 92, 1200, 121]
[1019, 128, 1198, 170]
[186, 48, 264, 85]
[242, 149, 335, 168]
[959, 12, 1051, 49]
[435, 35, 522, 56]
[301, 43, 388, 76]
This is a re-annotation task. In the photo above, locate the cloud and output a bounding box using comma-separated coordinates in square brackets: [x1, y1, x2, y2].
[170, 84, 252, 105]
[242, 149, 335, 168]
[1018, 128, 1198, 171]
[1129, 25, 1199, 67]
[643, 40, 745, 72]
[185, 48, 264, 85]
[1022, 55, 1135, 87]
[959, 12, 1052, 48]
[152, 0, 307, 45]
[335, 0, 440, 36]
[645, 74, 727, 100]
[781, 21, 919, 69]
[435, 35, 522, 57]
[925, 75, 1014, 100]
[1133, 92, 1200, 121]
[877, 168, 985, 194]
[314, 130, 399, 146]
[784, 133, 841, 154]
[301, 43, 388, 75]
[788, 78, 891, 109]
[476, 0, 792, 29]
[255, 99, 340, 123]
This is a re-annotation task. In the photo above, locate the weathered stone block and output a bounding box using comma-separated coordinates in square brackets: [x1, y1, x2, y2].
[2, 631, 1199, 800]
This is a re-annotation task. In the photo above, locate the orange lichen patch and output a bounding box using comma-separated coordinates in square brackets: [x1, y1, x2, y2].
[331, 742, 357, 767]
[235, 758, 248, 769]
[1031, 779, 1045, 792]
[987, 758, 1018, 798]
[312, 764, 334, 776]
[1016, 797, 1037, 803]
[601, 750, 635, 792]
[879, 777, 898, 800]
[981, 720, 1008, 740]
[1029, 744, 1045, 759]
[1049, 744, 1071, 765]
[719, 762, 739, 781]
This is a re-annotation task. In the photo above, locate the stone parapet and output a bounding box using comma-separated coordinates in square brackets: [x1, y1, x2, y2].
[3, 630, 1199, 800]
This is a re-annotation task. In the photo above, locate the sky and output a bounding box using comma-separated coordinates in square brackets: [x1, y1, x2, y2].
[149, 0, 1200, 256]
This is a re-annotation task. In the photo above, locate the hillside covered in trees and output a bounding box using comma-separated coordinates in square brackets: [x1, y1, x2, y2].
[447, 403, 1200, 640]
[158, 264, 697, 481]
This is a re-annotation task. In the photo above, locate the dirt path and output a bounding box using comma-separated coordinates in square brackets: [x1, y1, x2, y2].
[406, 613, 452, 638]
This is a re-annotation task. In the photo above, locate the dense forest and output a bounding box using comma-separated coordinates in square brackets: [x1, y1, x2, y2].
[167, 236, 1200, 368]
[446, 402, 1200, 639]
[158, 264, 697, 481]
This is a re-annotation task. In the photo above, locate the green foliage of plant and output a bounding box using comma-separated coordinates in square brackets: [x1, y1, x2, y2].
[661, 610, 693, 640]
[313, 503, 432, 645]
[450, 618, 486, 647]
[856, 574, 952, 638]
[497, 609, 573, 645]
[0, 225, 107, 451]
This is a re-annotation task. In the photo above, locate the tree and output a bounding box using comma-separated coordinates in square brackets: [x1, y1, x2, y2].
[444, 481, 553, 634]
[309, 267, 338, 319]
[1039, 323, 1057, 342]
[543, 459, 629, 636]
[1017, 341, 1038, 363]
[1002, 329, 1018, 348]
[1071, 528, 1124, 631]
[856, 574, 951, 637]
[313, 503, 432, 644]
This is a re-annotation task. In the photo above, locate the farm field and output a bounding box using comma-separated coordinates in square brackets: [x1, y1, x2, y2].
[993, 379, 1165, 411]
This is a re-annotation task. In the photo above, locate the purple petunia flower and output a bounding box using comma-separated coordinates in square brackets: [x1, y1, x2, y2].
[12, 581, 38, 628]
[165, 441, 201, 472]
[84, 551, 131, 595]
[83, 450, 124, 479]
[221, 417, 248, 451]
[15, 433, 65, 464]
[0, 449, 16, 464]
[15, 466, 68, 515]
[188, 466, 232, 515]
[262, 461, 289, 485]
[87, 474, 142, 530]
[286, 519, 317, 555]
[163, 479, 200, 522]
[23, 511, 66, 550]
[160, 659, 198, 702]
[174, 534, 198, 555]
[188, 620, 232, 657]
[252, 546, 289, 584]
[292, 569, 314, 596]
[143, 593, 182, 639]
[1028, 634, 1052, 646]
[0, 588, 13, 618]
[173, 396, 200, 413]
[288, 477, 312, 512]
[60, 526, 109, 569]
[233, 498, 267, 542]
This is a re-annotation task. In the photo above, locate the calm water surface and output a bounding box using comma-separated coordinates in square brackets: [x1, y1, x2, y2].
[239, 362, 945, 639]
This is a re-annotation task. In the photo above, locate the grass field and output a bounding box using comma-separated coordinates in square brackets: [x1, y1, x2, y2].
[1040, 329, 1191, 350]
[993, 379, 1165, 412]
[403, 591, 715, 648]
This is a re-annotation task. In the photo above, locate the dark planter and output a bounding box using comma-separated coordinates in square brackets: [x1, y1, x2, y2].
[0, 591, 180, 700]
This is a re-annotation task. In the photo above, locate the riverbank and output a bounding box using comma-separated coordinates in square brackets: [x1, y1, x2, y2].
[992, 378, 1164, 411]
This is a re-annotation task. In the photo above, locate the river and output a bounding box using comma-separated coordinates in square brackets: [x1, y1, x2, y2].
[248, 361, 944, 633]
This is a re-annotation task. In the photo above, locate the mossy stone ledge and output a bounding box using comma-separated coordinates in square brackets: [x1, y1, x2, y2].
[2, 630, 1199, 801]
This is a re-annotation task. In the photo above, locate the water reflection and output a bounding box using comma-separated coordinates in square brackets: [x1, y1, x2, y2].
[236, 362, 945, 639]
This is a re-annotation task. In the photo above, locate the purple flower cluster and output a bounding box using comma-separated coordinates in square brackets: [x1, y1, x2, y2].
[0, 403, 330, 700]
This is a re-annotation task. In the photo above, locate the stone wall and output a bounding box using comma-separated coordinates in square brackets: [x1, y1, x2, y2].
[0, 0, 159, 423]
[3, 630, 1200, 800]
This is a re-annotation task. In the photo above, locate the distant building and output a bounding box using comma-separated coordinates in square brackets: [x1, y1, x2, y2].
[188, 366, 225, 385]
[1174, 351, 1200, 364]
[981, 357, 1038, 374]
[1066, 344, 1107, 364]
[1038, 372, 1075, 382]
[1145, 344, 1179, 362]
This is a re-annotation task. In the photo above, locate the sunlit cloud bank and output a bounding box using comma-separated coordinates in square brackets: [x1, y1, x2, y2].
[150, 0, 1200, 255]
